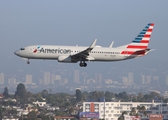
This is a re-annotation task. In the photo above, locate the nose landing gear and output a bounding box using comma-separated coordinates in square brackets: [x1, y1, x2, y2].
[79, 61, 87, 67]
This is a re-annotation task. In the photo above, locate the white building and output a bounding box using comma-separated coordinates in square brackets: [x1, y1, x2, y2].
[83, 101, 168, 120]
[33, 101, 46, 107]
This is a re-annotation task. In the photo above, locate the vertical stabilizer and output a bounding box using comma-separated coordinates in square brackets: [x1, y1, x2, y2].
[127, 23, 154, 49]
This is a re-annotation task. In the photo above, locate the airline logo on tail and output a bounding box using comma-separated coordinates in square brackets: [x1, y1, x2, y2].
[121, 23, 154, 55]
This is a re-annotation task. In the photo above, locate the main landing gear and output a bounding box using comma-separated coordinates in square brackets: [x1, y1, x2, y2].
[26, 60, 30, 64]
[79, 61, 87, 67]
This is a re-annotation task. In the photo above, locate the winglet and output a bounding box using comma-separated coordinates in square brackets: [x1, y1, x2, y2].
[89, 39, 97, 49]
[109, 41, 114, 48]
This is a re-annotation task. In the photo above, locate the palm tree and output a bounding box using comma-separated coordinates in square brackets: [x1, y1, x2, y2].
[118, 111, 128, 120]
[137, 106, 147, 116]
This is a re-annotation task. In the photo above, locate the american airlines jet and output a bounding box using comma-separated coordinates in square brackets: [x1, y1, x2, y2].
[14, 23, 154, 67]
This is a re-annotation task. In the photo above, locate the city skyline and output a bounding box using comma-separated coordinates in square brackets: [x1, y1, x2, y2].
[0, 65, 168, 94]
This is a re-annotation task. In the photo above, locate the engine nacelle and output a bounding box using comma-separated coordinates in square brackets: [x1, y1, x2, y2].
[58, 55, 77, 63]
[58, 55, 71, 63]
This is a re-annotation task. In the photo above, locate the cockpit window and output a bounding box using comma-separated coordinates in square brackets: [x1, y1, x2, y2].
[20, 48, 25, 50]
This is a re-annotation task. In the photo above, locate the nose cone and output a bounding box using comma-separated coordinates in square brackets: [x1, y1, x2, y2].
[14, 50, 20, 56]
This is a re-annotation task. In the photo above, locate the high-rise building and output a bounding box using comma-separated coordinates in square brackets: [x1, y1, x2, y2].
[166, 75, 168, 85]
[39, 79, 43, 85]
[26, 74, 32, 84]
[146, 76, 151, 84]
[73, 70, 80, 83]
[98, 73, 102, 84]
[51, 74, 56, 85]
[95, 73, 98, 84]
[8, 78, 16, 85]
[123, 77, 128, 85]
[55, 75, 61, 84]
[64, 78, 68, 84]
[128, 72, 134, 85]
[141, 75, 145, 84]
[0, 73, 4, 85]
[44, 72, 50, 85]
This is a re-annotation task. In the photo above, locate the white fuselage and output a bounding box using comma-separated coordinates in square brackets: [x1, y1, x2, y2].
[14, 45, 132, 62]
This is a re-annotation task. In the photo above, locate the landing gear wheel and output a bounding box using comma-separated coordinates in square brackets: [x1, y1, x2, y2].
[80, 62, 83, 67]
[27, 61, 30, 64]
[79, 61, 87, 67]
[84, 63, 87, 67]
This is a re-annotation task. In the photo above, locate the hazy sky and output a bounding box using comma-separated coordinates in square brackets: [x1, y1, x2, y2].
[0, 1, 168, 79]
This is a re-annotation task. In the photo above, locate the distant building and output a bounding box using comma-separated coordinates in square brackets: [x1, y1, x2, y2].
[0, 73, 4, 85]
[8, 78, 16, 85]
[146, 76, 151, 84]
[44, 72, 51, 85]
[128, 72, 133, 85]
[141, 75, 145, 84]
[165, 75, 168, 85]
[51, 74, 56, 85]
[74, 70, 80, 83]
[25, 74, 32, 84]
[123, 77, 128, 85]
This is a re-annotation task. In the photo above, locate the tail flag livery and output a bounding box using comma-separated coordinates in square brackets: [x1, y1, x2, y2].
[121, 23, 154, 55]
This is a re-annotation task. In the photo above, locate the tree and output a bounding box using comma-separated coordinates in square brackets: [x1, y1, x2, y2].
[105, 91, 114, 101]
[118, 111, 127, 120]
[129, 106, 147, 117]
[88, 91, 104, 101]
[0, 106, 3, 120]
[137, 106, 147, 116]
[27, 111, 37, 120]
[76, 89, 82, 101]
[15, 83, 27, 104]
[3, 87, 9, 98]
[115, 92, 128, 101]
[129, 108, 137, 116]
[42, 89, 48, 98]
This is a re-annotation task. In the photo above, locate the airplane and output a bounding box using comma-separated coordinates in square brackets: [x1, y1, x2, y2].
[14, 23, 154, 67]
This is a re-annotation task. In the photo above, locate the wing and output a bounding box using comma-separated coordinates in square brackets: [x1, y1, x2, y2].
[71, 39, 97, 61]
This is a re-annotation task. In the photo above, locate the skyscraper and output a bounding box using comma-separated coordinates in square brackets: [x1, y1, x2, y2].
[98, 73, 102, 84]
[74, 70, 80, 83]
[51, 74, 56, 85]
[141, 75, 145, 84]
[128, 72, 134, 85]
[44, 72, 51, 85]
[165, 75, 168, 85]
[8, 78, 16, 85]
[26, 74, 33, 84]
[146, 76, 151, 84]
[123, 77, 128, 85]
[0, 73, 4, 85]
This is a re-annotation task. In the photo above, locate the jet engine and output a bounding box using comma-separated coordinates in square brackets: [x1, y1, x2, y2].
[58, 55, 77, 63]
